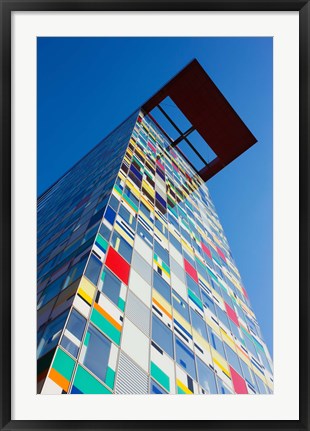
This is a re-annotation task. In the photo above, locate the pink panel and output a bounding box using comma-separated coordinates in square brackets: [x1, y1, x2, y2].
[242, 286, 249, 299]
[229, 366, 248, 394]
[156, 160, 165, 171]
[224, 302, 239, 327]
[183, 258, 199, 283]
[201, 242, 212, 259]
[216, 246, 226, 262]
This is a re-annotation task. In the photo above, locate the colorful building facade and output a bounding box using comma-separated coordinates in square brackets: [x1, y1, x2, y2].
[37, 62, 273, 395]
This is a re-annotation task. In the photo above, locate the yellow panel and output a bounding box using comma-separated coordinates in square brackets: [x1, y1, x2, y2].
[77, 277, 96, 305]
[125, 179, 140, 198]
[114, 224, 134, 246]
[140, 195, 154, 212]
[181, 239, 194, 256]
[173, 309, 192, 334]
[153, 289, 172, 316]
[78, 277, 96, 297]
[198, 273, 212, 291]
[176, 379, 193, 394]
[220, 329, 236, 351]
[192, 329, 211, 351]
[205, 313, 221, 336]
[118, 171, 127, 183]
[142, 181, 155, 197]
[235, 344, 251, 366]
[212, 348, 231, 378]
[212, 291, 225, 308]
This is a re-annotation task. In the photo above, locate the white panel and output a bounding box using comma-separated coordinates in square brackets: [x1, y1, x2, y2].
[121, 318, 149, 372]
[72, 295, 90, 319]
[150, 344, 175, 394]
[176, 365, 199, 394]
[41, 377, 63, 395]
[169, 243, 183, 267]
[128, 268, 151, 307]
[97, 294, 123, 325]
[92, 244, 106, 262]
[170, 273, 187, 301]
[134, 235, 152, 264]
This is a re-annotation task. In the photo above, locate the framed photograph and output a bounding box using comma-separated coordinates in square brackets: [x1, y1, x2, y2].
[1, 0, 308, 430]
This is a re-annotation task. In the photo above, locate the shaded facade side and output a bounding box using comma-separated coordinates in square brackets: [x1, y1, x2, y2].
[37, 112, 139, 392]
[38, 111, 273, 395]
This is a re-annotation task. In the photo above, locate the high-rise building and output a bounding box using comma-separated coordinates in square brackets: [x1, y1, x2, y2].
[37, 60, 273, 395]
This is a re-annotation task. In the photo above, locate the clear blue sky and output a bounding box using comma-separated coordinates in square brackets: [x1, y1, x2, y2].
[37, 37, 273, 356]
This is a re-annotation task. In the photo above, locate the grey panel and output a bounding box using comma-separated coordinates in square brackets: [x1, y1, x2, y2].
[115, 351, 149, 394]
[131, 250, 152, 284]
[125, 291, 150, 336]
[170, 257, 186, 283]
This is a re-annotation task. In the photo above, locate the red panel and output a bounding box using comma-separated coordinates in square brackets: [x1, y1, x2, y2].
[156, 159, 165, 171]
[229, 366, 248, 394]
[224, 302, 239, 327]
[105, 247, 130, 285]
[201, 242, 212, 259]
[183, 258, 199, 283]
[216, 246, 226, 262]
[142, 60, 257, 182]
[242, 287, 249, 299]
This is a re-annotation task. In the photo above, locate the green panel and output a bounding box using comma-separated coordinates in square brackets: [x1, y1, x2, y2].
[188, 289, 203, 310]
[96, 234, 108, 251]
[150, 362, 170, 392]
[105, 367, 116, 389]
[117, 297, 126, 311]
[162, 261, 170, 274]
[241, 325, 264, 351]
[51, 348, 75, 381]
[90, 308, 121, 345]
[177, 386, 187, 394]
[253, 337, 264, 352]
[122, 194, 138, 212]
[113, 184, 123, 196]
[195, 256, 205, 269]
[74, 366, 112, 394]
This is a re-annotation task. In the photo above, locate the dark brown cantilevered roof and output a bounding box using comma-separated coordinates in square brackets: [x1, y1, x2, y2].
[142, 59, 257, 182]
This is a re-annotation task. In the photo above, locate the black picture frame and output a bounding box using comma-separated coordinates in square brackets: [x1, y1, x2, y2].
[1, 1, 308, 429]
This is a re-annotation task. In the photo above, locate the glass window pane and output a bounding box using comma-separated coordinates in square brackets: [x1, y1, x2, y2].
[201, 290, 216, 314]
[100, 267, 122, 306]
[152, 314, 174, 358]
[217, 377, 233, 394]
[186, 274, 201, 298]
[190, 309, 208, 341]
[84, 253, 102, 285]
[172, 289, 189, 321]
[209, 327, 226, 359]
[224, 344, 242, 376]
[154, 241, 169, 265]
[196, 357, 217, 394]
[66, 309, 86, 340]
[82, 324, 111, 383]
[153, 271, 171, 303]
[111, 231, 133, 263]
[175, 337, 196, 380]
[150, 379, 167, 394]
